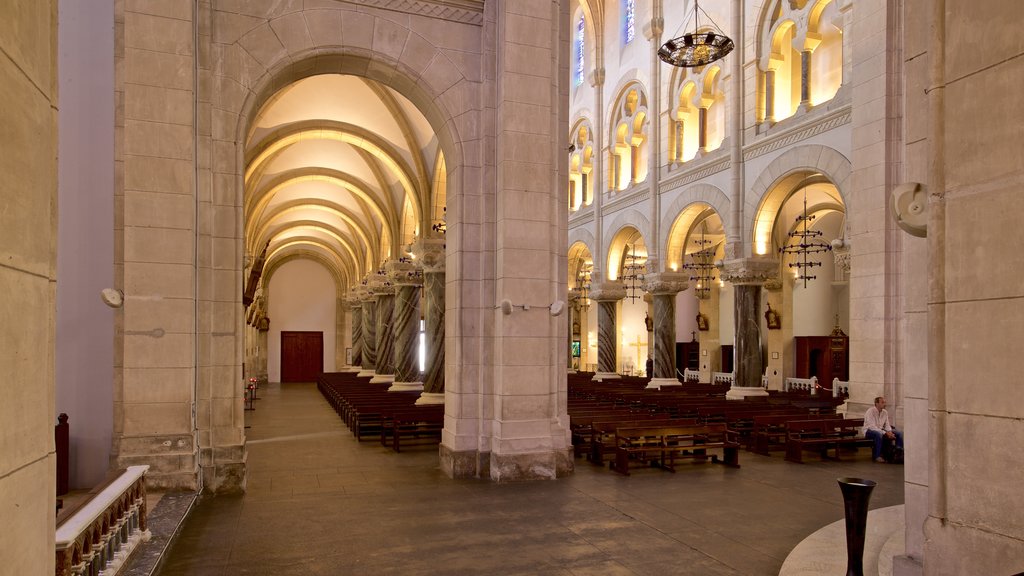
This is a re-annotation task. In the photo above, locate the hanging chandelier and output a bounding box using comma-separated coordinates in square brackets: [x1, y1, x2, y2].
[621, 244, 646, 303]
[658, 0, 734, 68]
[779, 191, 832, 288]
[681, 224, 717, 299]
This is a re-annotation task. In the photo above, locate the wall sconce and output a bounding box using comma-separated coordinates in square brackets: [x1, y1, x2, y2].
[500, 299, 565, 317]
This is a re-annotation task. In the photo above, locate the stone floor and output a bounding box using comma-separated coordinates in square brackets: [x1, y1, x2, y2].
[153, 381, 905, 576]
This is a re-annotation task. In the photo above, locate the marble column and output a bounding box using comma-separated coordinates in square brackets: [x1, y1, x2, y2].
[589, 282, 626, 381]
[348, 291, 363, 373]
[643, 273, 689, 389]
[358, 287, 377, 378]
[413, 236, 445, 405]
[720, 259, 777, 399]
[371, 283, 397, 384]
[387, 259, 423, 392]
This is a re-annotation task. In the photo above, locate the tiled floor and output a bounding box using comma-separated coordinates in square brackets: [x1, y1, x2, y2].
[154, 381, 904, 576]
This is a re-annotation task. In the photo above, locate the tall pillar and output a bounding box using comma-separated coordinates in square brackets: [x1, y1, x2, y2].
[720, 259, 777, 399]
[388, 259, 423, 392]
[347, 290, 363, 373]
[643, 274, 689, 389]
[413, 236, 445, 405]
[358, 286, 377, 378]
[590, 282, 626, 381]
[371, 282, 397, 384]
[763, 278, 785, 390]
[256, 317, 269, 383]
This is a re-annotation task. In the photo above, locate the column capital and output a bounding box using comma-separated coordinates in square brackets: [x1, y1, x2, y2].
[412, 235, 446, 272]
[642, 272, 689, 296]
[588, 67, 605, 88]
[589, 281, 626, 302]
[832, 238, 851, 273]
[719, 258, 779, 286]
[387, 258, 423, 286]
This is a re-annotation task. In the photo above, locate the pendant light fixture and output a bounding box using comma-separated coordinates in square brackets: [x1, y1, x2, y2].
[658, 1, 734, 68]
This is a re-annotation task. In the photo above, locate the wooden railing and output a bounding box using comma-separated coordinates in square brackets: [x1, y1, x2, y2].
[55, 465, 150, 576]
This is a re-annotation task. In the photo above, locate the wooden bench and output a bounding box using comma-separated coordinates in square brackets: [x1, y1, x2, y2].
[611, 424, 740, 475]
[587, 417, 698, 465]
[784, 418, 869, 463]
[380, 407, 444, 452]
[751, 412, 834, 455]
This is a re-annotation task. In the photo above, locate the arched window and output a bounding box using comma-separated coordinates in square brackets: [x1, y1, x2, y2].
[757, 0, 846, 124]
[575, 15, 586, 87]
[569, 120, 595, 211]
[623, 0, 636, 44]
[609, 85, 648, 191]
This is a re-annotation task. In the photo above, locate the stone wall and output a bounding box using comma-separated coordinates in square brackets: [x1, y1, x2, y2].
[0, 1, 59, 573]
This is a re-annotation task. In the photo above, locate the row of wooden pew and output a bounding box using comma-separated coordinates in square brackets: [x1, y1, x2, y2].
[566, 372, 866, 474]
[318, 373, 443, 452]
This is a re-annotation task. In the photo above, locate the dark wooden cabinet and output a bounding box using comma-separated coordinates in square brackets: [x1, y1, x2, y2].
[721, 345, 734, 374]
[794, 334, 848, 382]
[676, 341, 700, 373]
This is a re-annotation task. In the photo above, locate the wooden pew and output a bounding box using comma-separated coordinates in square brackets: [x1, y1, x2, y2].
[380, 407, 444, 452]
[751, 412, 834, 454]
[611, 423, 740, 475]
[784, 418, 868, 463]
[587, 417, 698, 465]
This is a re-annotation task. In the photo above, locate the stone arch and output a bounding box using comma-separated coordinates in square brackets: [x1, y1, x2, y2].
[745, 144, 851, 257]
[569, 227, 597, 258]
[660, 183, 731, 270]
[264, 251, 346, 299]
[603, 209, 650, 281]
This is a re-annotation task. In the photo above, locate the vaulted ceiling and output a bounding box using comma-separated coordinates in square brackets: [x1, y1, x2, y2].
[244, 74, 445, 296]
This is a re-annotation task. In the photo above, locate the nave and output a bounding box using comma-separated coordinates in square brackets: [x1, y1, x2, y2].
[153, 381, 904, 575]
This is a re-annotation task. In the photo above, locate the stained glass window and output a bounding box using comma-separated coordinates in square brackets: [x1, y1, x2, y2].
[624, 0, 636, 44]
[575, 16, 585, 86]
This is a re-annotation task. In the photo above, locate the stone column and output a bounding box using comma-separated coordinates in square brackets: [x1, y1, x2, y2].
[414, 236, 445, 405]
[720, 259, 777, 399]
[643, 274, 689, 389]
[347, 290, 363, 373]
[371, 281, 397, 384]
[358, 285, 377, 378]
[590, 282, 626, 381]
[763, 278, 785, 390]
[256, 317, 269, 384]
[387, 259, 423, 392]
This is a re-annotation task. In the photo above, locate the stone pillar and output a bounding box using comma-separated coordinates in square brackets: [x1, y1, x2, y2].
[764, 69, 776, 123]
[347, 290, 363, 373]
[720, 259, 777, 399]
[800, 50, 812, 107]
[256, 317, 269, 383]
[590, 282, 626, 381]
[763, 278, 785, 390]
[387, 259, 423, 392]
[371, 281, 397, 384]
[643, 274, 689, 389]
[413, 236, 445, 405]
[358, 286, 377, 378]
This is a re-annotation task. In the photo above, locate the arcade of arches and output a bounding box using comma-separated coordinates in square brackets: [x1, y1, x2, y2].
[4, 0, 1024, 574]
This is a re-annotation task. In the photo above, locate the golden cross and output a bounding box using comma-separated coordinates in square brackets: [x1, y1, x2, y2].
[627, 335, 647, 374]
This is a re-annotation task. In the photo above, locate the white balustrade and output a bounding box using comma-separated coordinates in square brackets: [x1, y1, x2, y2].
[55, 465, 151, 576]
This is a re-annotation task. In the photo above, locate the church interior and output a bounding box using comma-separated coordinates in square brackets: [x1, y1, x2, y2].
[2, 0, 1023, 574]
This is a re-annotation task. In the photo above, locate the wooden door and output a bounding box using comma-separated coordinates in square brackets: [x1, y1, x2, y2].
[280, 331, 324, 382]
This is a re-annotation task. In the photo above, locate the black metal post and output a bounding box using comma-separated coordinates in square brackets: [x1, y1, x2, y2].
[838, 477, 876, 576]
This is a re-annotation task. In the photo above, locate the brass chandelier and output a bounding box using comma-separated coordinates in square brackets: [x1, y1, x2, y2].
[621, 244, 646, 303]
[779, 191, 832, 288]
[658, 0, 734, 68]
[681, 223, 717, 299]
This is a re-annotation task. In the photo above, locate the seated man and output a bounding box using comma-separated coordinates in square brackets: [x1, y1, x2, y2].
[864, 396, 903, 463]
